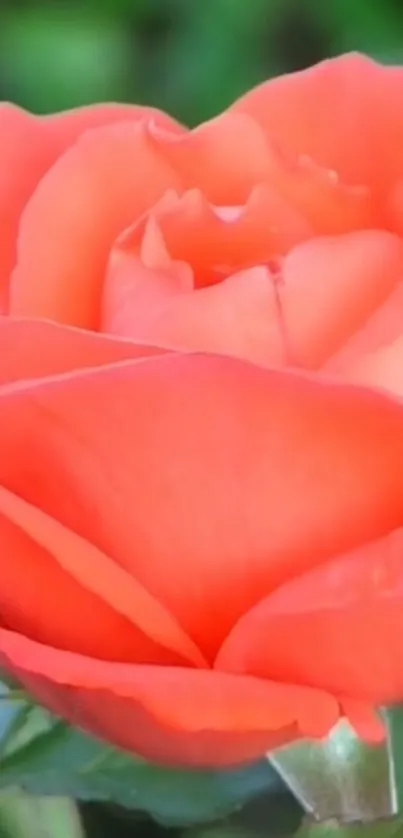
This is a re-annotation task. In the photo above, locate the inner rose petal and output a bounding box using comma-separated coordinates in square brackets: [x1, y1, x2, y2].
[110, 185, 313, 290]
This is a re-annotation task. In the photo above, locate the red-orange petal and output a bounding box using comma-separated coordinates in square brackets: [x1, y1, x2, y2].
[1, 356, 403, 662]
[0, 501, 186, 666]
[0, 484, 205, 667]
[216, 528, 403, 705]
[0, 628, 339, 766]
[10, 121, 182, 329]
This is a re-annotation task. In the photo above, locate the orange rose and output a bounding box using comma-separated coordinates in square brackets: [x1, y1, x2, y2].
[2, 53, 403, 768]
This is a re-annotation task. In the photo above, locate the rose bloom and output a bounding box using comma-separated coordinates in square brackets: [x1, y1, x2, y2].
[2, 53, 403, 768]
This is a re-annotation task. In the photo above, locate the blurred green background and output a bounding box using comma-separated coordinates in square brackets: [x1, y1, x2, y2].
[1, 0, 403, 125]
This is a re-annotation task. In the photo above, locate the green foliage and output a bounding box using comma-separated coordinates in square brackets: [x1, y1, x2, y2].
[1, 0, 403, 122]
[0, 687, 282, 827]
[0, 795, 84, 838]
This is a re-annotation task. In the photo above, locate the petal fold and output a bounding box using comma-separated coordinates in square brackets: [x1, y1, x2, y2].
[216, 528, 403, 706]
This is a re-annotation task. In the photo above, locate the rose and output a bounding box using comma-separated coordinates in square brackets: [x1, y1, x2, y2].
[2, 53, 403, 769]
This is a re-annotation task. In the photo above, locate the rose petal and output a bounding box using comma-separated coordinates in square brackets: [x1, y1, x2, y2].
[10, 121, 182, 328]
[0, 317, 167, 385]
[0, 503, 183, 666]
[148, 113, 271, 204]
[325, 281, 403, 377]
[343, 337, 403, 397]
[43, 102, 184, 146]
[0, 103, 181, 314]
[279, 231, 403, 368]
[216, 528, 403, 706]
[0, 484, 204, 667]
[0, 628, 339, 766]
[1, 355, 403, 661]
[149, 114, 373, 233]
[104, 263, 286, 366]
[135, 186, 313, 280]
[230, 53, 403, 200]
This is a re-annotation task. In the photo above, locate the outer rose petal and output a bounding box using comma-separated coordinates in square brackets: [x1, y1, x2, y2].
[216, 528, 403, 705]
[1, 356, 403, 660]
[230, 53, 403, 201]
[0, 317, 167, 385]
[43, 102, 184, 147]
[0, 484, 205, 667]
[0, 628, 339, 767]
[10, 121, 182, 329]
[0, 503, 181, 665]
[0, 103, 182, 314]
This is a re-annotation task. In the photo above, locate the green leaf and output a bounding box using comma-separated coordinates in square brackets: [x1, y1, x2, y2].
[0, 793, 83, 838]
[184, 792, 303, 838]
[384, 706, 403, 813]
[0, 694, 282, 826]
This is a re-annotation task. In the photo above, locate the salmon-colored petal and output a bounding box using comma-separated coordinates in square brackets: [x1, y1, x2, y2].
[102, 223, 193, 338]
[149, 114, 373, 233]
[1, 356, 403, 661]
[0, 317, 168, 385]
[230, 53, 403, 199]
[279, 231, 403, 368]
[105, 263, 285, 366]
[43, 102, 184, 146]
[343, 337, 403, 397]
[254, 144, 372, 236]
[0, 628, 339, 766]
[325, 281, 403, 377]
[149, 113, 270, 204]
[0, 104, 181, 315]
[0, 484, 205, 667]
[0, 105, 48, 313]
[217, 528, 403, 706]
[102, 184, 303, 343]
[10, 121, 182, 329]
[139, 186, 312, 281]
